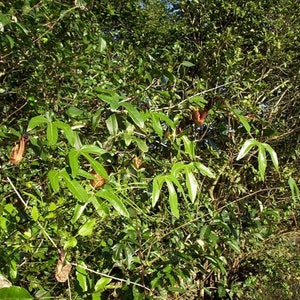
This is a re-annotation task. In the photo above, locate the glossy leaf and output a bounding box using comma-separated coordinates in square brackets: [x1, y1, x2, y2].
[236, 138, 257, 160]
[96, 189, 129, 217]
[165, 179, 179, 218]
[27, 115, 48, 131]
[78, 218, 96, 236]
[263, 143, 279, 170]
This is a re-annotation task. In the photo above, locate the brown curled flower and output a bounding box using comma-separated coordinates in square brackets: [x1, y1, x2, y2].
[9, 134, 29, 165]
[55, 250, 72, 283]
[90, 171, 107, 189]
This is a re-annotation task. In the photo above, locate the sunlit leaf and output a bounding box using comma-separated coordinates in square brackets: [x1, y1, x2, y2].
[27, 115, 48, 131]
[186, 169, 198, 203]
[48, 169, 60, 193]
[122, 102, 145, 128]
[94, 277, 112, 292]
[263, 143, 279, 170]
[106, 113, 119, 135]
[258, 144, 267, 181]
[96, 189, 129, 217]
[165, 179, 179, 218]
[78, 218, 96, 236]
[46, 121, 58, 146]
[236, 138, 257, 160]
[194, 162, 215, 178]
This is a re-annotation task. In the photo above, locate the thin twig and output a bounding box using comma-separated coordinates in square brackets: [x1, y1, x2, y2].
[6, 176, 58, 250]
[71, 263, 152, 292]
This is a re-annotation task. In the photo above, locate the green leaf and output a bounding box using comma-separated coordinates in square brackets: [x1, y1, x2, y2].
[165, 179, 179, 218]
[263, 143, 279, 170]
[46, 121, 58, 146]
[61, 170, 90, 202]
[152, 175, 165, 207]
[182, 135, 195, 158]
[68, 148, 80, 178]
[48, 170, 60, 193]
[288, 177, 300, 201]
[151, 113, 163, 138]
[0, 286, 33, 299]
[96, 189, 129, 217]
[71, 203, 88, 224]
[235, 113, 251, 133]
[236, 138, 257, 160]
[67, 107, 83, 117]
[82, 153, 108, 179]
[186, 169, 198, 203]
[27, 115, 48, 131]
[106, 114, 119, 135]
[194, 162, 215, 178]
[188, 95, 207, 107]
[76, 263, 88, 292]
[171, 162, 185, 177]
[64, 237, 78, 249]
[78, 218, 96, 236]
[153, 112, 175, 130]
[99, 37, 107, 52]
[134, 137, 148, 152]
[258, 144, 267, 181]
[122, 102, 145, 128]
[31, 206, 39, 221]
[182, 60, 195, 67]
[94, 277, 112, 292]
[80, 145, 106, 156]
[54, 120, 76, 146]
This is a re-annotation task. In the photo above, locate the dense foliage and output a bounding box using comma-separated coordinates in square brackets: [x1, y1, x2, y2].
[1, 0, 300, 299]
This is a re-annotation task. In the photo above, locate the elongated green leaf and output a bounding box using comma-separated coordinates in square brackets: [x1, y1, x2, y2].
[258, 145, 267, 181]
[236, 138, 257, 160]
[171, 162, 185, 177]
[194, 162, 215, 178]
[263, 143, 279, 170]
[46, 122, 58, 146]
[61, 170, 90, 202]
[151, 114, 163, 137]
[80, 145, 106, 156]
[153, 112, 175, 130]
[152, 175, 165, 207]
[54, 120, 76, 146]
[186, 169, 198, 203]
[236, 114, 251, 133]
[106, 114, 119, 135]
[97, 94, 120, 110]
[71, 203, 88, 224]
[76, 263, 88, 292]
[182, 60, 195, 67]
[167, 174, 185, 196]
[288, 177, 300, 201]
[122, 102, 145, 128]
[94, 277, 112, 292]
[31, 206, 39, 221]
[165, 179, 179, 218]
[96, 189, 129, 217]
[82, 153, 108, 179]
[48, 169, 60, 193]
[68, 148, 80, 178]
[188, 95, 207, 107]
[27, 115, 48, 131]
[78, 218, 96, 236]
[182, 135, 195, 158]
[133, 137, 148, 152]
